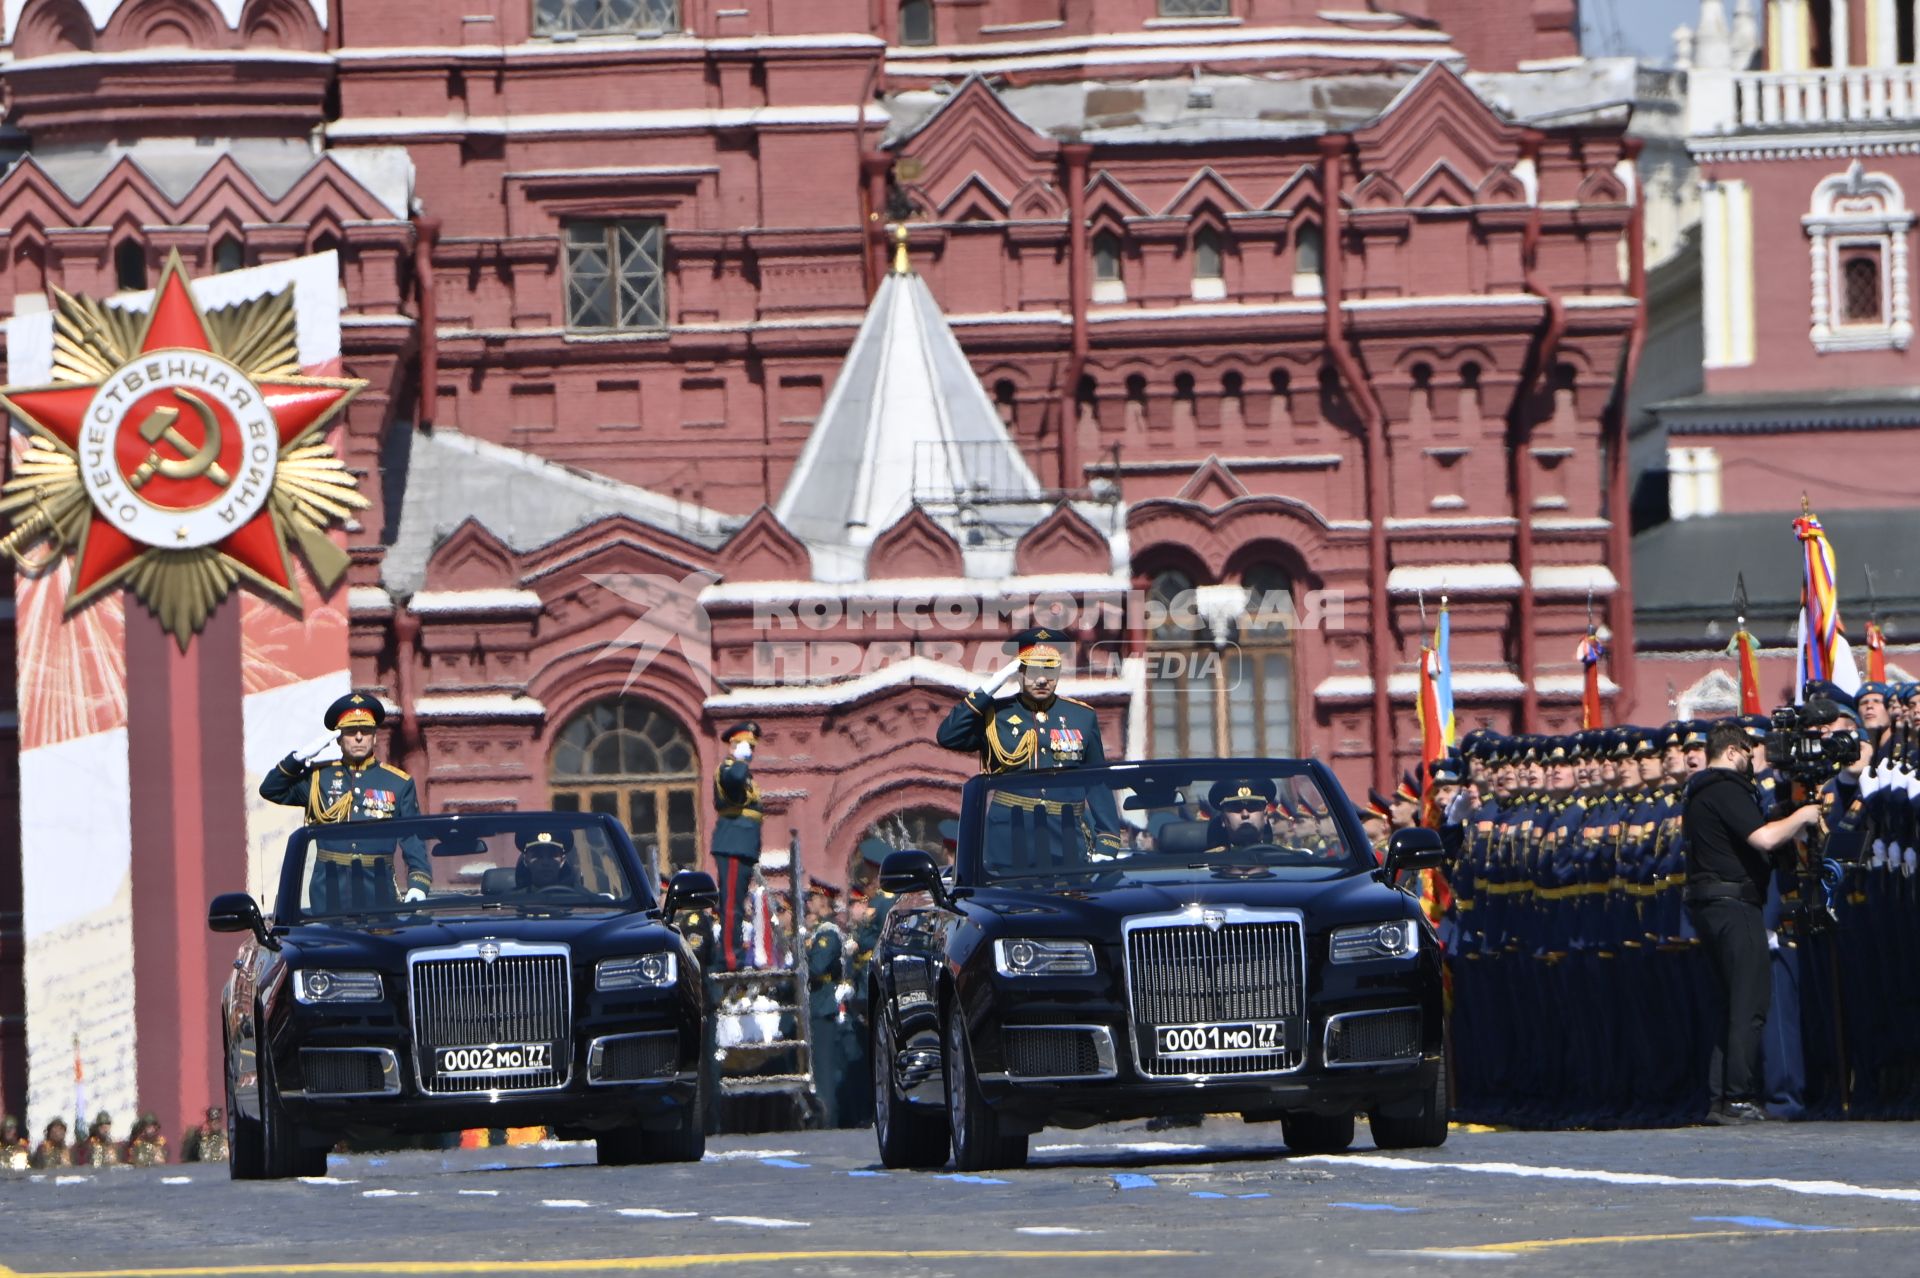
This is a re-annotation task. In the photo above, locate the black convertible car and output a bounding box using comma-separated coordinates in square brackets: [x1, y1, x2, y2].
[868, 759, 1448, 1171]
[209, 811, 715, 1179]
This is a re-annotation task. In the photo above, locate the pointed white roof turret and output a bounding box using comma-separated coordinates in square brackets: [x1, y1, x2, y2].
[774, 226, 1047, 581]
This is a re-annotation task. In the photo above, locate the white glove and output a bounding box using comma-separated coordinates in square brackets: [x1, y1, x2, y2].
[402, 887, 427, 903]
[985, 658, 1024, 693]
[296, 730, 338, 762]
[731, 740, 753, 762]
[1443, 790, 1472, 826]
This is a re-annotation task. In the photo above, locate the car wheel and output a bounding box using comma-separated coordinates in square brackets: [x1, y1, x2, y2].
[873, 1009, 948, 1170]
[226, 1056, 265, 1181]
[599, 1077, 707, 1166]
[257, 1048, 320, 1180]
[1369, 1055, 1449, 1150]
[944, 1008, 1027, 1173]
[1280, 1110, 1355, 1154]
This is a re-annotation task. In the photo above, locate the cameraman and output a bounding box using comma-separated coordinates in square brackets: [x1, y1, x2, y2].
[1682, 720, 1827, 1124]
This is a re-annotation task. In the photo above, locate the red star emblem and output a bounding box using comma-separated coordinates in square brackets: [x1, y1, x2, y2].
[0, 252, 361, 625]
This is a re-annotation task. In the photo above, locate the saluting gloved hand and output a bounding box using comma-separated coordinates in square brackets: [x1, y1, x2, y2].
[295, 730, 339, 763]
[1443, 790, 1473, 827]
[401, 887, 427, 903]
[983, 658, 1024, 695]
[731, 740, 754, 762]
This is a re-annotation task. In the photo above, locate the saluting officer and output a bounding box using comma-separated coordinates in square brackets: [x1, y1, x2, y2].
[711, 721, 765, 972]
[937, 627, 1110, 772]
[260, 692, 428, 911]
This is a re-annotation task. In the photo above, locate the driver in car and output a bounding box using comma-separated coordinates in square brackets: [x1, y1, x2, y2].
[515, 831, 578, 891]
[1205, 778, 1277, 851]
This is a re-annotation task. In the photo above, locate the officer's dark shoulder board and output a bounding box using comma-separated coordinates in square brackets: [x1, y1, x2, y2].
[1054, 695, 1098, 711]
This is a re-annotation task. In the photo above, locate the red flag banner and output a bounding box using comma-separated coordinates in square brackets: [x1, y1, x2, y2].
[1575, 631, 1606, 729]
[1866, 620, 1888, 683]
[1731, 628, 1763, 715]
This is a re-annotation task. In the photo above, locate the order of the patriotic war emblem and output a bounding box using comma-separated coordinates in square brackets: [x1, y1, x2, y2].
[0, 250, 367, 646]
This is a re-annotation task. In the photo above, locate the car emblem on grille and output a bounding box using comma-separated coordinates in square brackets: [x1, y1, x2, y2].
[1200, 909, 1226, 931]
[478, 941, 501, 965]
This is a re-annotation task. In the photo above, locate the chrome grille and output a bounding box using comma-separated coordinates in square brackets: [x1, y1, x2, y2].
[1125, 916, 1304, 1076]
[1325, 1008, 1422, 1067]
[409, 945, 571, 1095]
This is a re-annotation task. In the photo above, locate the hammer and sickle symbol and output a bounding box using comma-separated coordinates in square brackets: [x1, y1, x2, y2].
[128, 389, 230, 490]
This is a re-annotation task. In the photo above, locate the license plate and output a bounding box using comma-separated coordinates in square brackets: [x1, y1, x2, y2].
[436, 1042, 552, 1076]
[1155, 1021, 1283, 1058]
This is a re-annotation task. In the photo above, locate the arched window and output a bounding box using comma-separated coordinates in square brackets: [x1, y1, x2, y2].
[1146, 563, 1297, 757]
[1841, 251, 1884, 323]
[1192, 225, 1225, 299]
[549, 697, 701, 875]
[898, 0, 934, 45]
[212, 235, 244, 274]
[1292, 221, 1323, 297]
[1147, 568, 1216, 758]
[849, 805, 954, 893]
[114, 239, 147, 292]
[1230, 564, 1296, 756]
[1092, 229, 1124, 302]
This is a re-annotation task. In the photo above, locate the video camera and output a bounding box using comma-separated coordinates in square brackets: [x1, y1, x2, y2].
[1763, 703, 1863, 789]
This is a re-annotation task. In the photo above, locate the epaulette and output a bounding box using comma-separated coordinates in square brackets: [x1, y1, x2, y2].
[382, 763, 411, 781]
[1055, 695, 1096, 710]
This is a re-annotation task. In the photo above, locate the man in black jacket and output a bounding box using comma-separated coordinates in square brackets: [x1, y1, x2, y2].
[1682, 720, 1827, 1123]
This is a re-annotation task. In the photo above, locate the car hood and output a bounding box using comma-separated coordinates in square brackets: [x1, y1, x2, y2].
[276, 911, 673, 964]
[961, 870, 1413, 933]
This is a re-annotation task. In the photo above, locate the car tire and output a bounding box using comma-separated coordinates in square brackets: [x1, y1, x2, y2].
[944, 1009, 1027, 1173]
[226, 1057, 265, 1181]
[257, 1047, 322, 1180]
[598, 1078, 707, 1166]
[1281, 1110, 1355, 1154]
[873, 1011, 948, 1170]
[1370, 1055, 1449, 1150]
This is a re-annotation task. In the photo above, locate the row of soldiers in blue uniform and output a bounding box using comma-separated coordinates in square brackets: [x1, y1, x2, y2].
[1440, 684, 1920, 1126]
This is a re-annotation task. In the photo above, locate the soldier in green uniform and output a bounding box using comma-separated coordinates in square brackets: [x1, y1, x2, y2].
[804, 878, 851, 1128]
[125, 1113, 167, 1167]
[259, 691, 429, 912]
[181, 1107, 228, 1163]
[0, 1115, 28, 1171]
[711, 721, 764, 972]
[29, 1117, 70, 1170]
[77, 1111, 119, 1167]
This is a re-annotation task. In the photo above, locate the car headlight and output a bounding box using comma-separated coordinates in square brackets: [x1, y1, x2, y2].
[993, 938, 1097, 977]
[293, 969, 384, 1004]
[1329, 920, 1420, 963]
[596, 953, 677, 991]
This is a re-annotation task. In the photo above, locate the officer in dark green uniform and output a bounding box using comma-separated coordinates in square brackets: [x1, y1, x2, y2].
[711, 720, 764, 972]
[804, 878, 850, 1127]
[259, 691, 428, 912]
[937, 627, 1121, 868]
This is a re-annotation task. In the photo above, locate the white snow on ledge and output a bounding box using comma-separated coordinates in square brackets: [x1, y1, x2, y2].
[1385, 564, 1524, 596]
[348, 586, 393, 617]
[1317, 671, 1619, 702]
[409, 589, 545, 616]
[1532, 565, 1618, 595]
[414, 693, 547, 721]
[705, 655, 1131, 713]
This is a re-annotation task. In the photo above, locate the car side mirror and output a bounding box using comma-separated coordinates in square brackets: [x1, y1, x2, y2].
[1379, 827, 1446, 883]
[663, 869, 718, 915]
[879, 850, 956, 909]
[208, 892, 277, 949]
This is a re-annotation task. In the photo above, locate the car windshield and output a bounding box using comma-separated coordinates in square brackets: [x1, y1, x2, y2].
[281, 812, 644, 923]
[971, 761, 1368, 886]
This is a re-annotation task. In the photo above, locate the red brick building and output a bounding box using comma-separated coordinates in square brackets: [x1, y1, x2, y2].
[0, 0, 1646, 1119]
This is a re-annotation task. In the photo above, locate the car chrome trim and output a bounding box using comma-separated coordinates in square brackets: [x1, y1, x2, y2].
[1321, 1006, 1425, 1070]
[982, 1024, 1120, 1083]
[1120, 905, 1308, 1081]
[585, 1030, 681, 1086]
[290, 1047, 403, 1098]
[406, 940, 574, 1096]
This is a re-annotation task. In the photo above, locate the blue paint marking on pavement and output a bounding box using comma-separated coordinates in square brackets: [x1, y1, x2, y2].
[1189, 1191, 1229, 1199]
[941, 1173, 1010, 1185]
[1112, 1173, 1158, 1191]
[1695, 1216, 1836, 1232]
[847, 1170, 890, 1177]
[1332, 1202, 1421, 1213]
[760, 1158, 811, 1169]
[1236, 1193, 1271, 1200]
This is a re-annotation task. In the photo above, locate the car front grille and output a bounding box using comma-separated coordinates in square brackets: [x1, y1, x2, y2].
[1325, 1008, 1423, 1067]
[409, 948, 571, 1094]
[1125, 917, 1304, 1076]
[591, 1031, 680, 1083]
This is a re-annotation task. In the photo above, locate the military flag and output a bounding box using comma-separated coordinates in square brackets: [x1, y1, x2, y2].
[1793, 505, 1860, 697]
[1865, 619, 1888, 684]
[1728, 625, 1764, 716]
[1576, 629, 1606, 729]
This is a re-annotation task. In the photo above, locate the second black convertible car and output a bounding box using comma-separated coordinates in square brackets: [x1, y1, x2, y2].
[209, 811, 715, 1179]
[868, 759, 1448, 1171]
